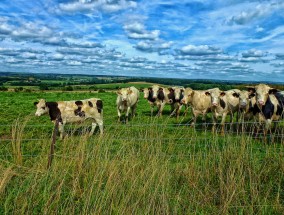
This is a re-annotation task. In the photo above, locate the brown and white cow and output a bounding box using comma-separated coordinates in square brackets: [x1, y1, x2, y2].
[142, 87, 157, 116]
[246, 84, 284, 135]
[116, 86, 139, 122]
[34, 98, 103, 139]
[181, 88, 211, 126]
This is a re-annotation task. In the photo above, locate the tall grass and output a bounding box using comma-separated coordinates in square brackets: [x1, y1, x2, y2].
[1, 118, 284, 214]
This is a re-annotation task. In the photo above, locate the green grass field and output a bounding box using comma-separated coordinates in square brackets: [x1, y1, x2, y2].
[1, 90, 284, 214]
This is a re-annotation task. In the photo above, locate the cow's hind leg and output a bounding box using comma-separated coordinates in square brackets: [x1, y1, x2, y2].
[89, 122, 97, 136]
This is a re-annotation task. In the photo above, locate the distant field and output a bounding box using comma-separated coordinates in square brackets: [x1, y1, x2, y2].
[1, 90, 284, 214]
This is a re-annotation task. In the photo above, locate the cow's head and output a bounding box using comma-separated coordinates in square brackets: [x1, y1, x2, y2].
[34, 99, 48, 116]
[143, 88, 150, 99]
[236, 90, 255, 108]
[173, 87, 184, 101]
[151, 85, 161, 99]
[181, 88, 193, 104]
[117, 88, 132, 102]
[247, 84, 277, 107]
[205, 88, 225, 107]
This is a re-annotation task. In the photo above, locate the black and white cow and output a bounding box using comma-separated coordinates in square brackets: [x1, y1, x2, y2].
[142, 87, 157, 116]
[34, 98, 103, 138]
[247, 84, 284, 136]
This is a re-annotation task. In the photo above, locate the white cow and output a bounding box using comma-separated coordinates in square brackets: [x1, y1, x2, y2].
[181, 88, 211, 126]
[34, 98, 103, 139]
[116, 86, 139, 122]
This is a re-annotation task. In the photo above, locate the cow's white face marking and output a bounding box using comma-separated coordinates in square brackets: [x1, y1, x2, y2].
[151, 85, 160, 99]
[35, 99, 48, 116]
[238, 91, 249, 107]
[143, 88, 149, 99]
[174, 87, 183, 100]
[253, 84, 274, 107]
[118, 88, 132, 102]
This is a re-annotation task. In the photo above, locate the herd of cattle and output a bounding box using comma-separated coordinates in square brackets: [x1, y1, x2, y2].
[34, 83, 284, 138]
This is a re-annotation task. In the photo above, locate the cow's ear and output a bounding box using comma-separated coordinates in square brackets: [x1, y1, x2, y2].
[205, 91, 210, 96]
[168, 87, 173, 91]
[148, 87, 152, 91]
[34, 101, 38, 106]
[269, 88, 278, 94]
[128, 89, 133, 94]
[181, 88, 184, 92]
[246, 86, 256, 93]
[220, 92, 226, 97]
[232, 92, 239, 98]
[117, 89, 121, 95]
[249, 93, 255, 99]
[139, 88, 143, 92]
[159, 87, 163, 91]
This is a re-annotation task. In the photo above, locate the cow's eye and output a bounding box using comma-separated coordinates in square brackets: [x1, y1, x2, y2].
[41, 107, 45, 110]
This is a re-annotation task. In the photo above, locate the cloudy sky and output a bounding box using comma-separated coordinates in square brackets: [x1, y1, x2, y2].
[0, 0, 284, 82]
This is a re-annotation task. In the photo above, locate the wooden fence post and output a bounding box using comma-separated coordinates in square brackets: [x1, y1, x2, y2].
[47, 119, 59, 169]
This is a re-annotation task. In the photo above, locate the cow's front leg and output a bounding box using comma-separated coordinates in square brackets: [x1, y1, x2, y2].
[212, 114, 217, 134]
[126, 106, 131, 123]
[220, 113, 227, 136]
[131, 104, 137, 118]
[158, 102, 166, 117]
[89, 122, 97, 136]
[97, 119, 104, 136]
[58, 123, 65, 140]
[117, 107, 121, 122]
[150, 104, 154, 117]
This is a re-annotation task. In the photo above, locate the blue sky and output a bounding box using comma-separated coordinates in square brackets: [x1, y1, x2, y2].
[0, 0, 284, 82]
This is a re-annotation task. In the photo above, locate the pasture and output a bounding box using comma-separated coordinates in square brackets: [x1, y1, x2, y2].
[1, 90, 284, 214]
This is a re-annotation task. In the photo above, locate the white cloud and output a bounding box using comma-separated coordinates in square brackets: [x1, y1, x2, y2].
[227, 2, 284, 25]
[59, 0, 137, 13]
[179, 45, 223, 56]
[242, 49, 265, 58]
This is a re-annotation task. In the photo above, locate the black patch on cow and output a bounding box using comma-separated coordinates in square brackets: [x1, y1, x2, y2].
[220, 99, 226, 109]
[167, 90, 175, 103]
[148, 90, 156, 103]
[88, 101, 93, 107]
[276, 104, 283, 116]
[275, 92, 284, 116]
[261, 97, 274, 119]
[75, 100, 83, 106]
[158, 89, 165, 101]
[46, 102, 62, 122]
[252, 103, 260, 115]
[96, 100, 103, 113]
[74, 100, 85, 117]
[178, 93, 184, 103]
[74, 108, 85, 117]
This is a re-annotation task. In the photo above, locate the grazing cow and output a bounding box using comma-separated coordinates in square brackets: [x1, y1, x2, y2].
[116, 86, 139, 122]
[34, 98, 103, 139]
[142, 87, 157, 116]
[181, 88, 211, 126]
[247, 84, 284, 136]
[149, 85, 176, 116]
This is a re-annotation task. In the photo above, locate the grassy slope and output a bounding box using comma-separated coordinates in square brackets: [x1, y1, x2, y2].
[0, 91, 284, 214]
